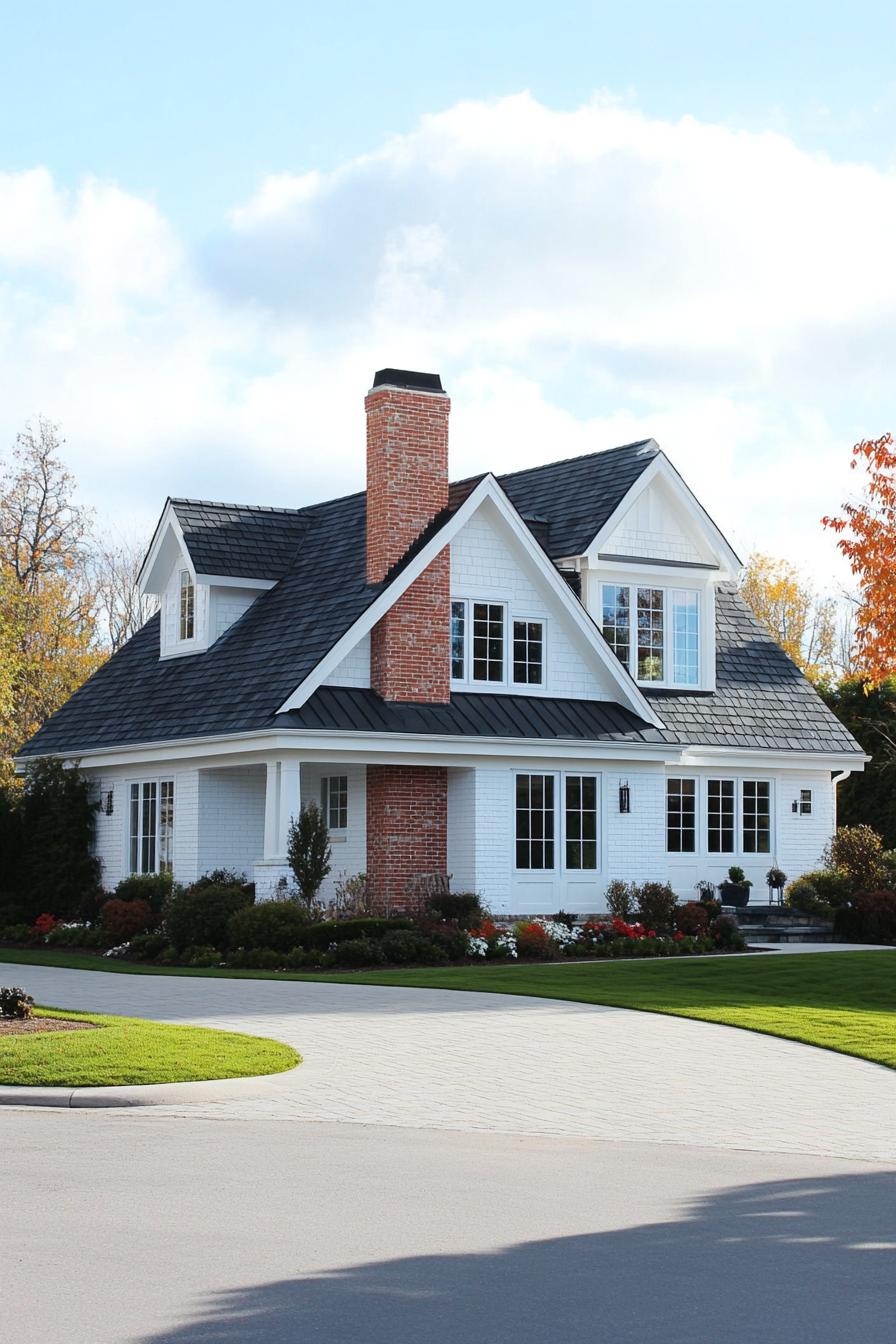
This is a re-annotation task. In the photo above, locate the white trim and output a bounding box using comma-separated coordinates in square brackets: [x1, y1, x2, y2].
[584, 453, 742, 578]
[195, 574, 276, 591]
[278, 474, 664, 727]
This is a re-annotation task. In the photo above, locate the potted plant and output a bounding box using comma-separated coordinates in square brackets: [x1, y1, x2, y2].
[718, 865, 752, 908]
[766, 866, 787, 904]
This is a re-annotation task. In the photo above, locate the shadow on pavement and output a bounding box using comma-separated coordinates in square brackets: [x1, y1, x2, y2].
[140, 1171, 896, 1344]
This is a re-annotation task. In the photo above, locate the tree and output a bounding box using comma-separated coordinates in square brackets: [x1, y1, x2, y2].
[822, 678, 896, 847]
[19, 756, 101, 921]
[287, 802, 332, 905]
[739, 552, 836, 682]
[92, 534, 158, 651]
[0, 419, 105, 760]
[823, 432, 896, 685]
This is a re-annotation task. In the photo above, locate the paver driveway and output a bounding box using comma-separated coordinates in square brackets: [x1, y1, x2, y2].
[3, 960, 894, 1163]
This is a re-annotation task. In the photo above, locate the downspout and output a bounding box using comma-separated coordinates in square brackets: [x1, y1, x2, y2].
[831, 769, 851, 830]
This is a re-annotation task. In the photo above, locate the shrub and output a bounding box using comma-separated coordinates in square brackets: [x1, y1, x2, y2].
[549, 910, 577, 930]
[122, 932, 170, 962]
[228, 899, 311, 953]
[332, 872, 371, 918]
[337, 937, 387, 967]
[113, 872, 173, 914]
[798, 870, 852, 908]
[605, 879, 636, 919]
[380, 929, 448, 965]
[19, 758, 101, 922]
[287, 802, 332, 905]
[725, 865, 751, 887]
[242, 948, 282, 969]
[514, 921, 555, 959]
[851, 890, 896, 944]
[635, 882, 678, 935]
[101, 897, 155, 941]
[710, 914, 745, 950]
[28, 912, 57, 940]
[0, 986, 34, 1018]
[45, 922, 106, 948]
[0, 923, 30, 943]
[185, 945, 223, 967]
[784, 879, 833, 920]
[427, 927, 470, 961]
[192, 868, 249, 891]
[166, 883, 254, 953]
[426, 891, 484, 927]
[300, 916, 415, 950]
[824, 825, 885, 892]
[674, 901, 709, 936]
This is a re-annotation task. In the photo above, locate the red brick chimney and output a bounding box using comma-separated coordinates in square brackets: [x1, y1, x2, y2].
[365, 368, 451, 703]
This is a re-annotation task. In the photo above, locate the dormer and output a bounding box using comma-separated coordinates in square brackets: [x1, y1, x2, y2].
[568, 452, 741, 693]
[138, 500, 277, 659]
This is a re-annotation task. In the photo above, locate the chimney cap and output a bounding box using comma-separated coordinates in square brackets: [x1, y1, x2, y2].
[372, 368, 444, 393]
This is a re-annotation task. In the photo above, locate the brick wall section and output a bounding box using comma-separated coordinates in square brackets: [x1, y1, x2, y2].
[369, 550, 450, 702]
[366, 383, 451, 703]
[366, 764, 448, 912]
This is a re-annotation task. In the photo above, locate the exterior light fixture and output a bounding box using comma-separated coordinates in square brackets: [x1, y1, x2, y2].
[103, 789, 114, 816]
[619, 781, 631, 814]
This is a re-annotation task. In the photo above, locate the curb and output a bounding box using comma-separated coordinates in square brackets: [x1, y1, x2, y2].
[0, 1065, 301, 1109]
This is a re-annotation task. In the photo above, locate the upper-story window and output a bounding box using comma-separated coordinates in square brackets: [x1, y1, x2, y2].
[179, 570, 195, 641]
[601, 583, 699, 687]
[451, 599, 545, 689]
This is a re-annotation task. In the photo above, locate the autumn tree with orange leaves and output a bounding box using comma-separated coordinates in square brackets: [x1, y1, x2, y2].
[823, 433, 896, 685]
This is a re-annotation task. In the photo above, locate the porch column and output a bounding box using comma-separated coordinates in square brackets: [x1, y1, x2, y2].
[262, 759, 302, 861]
[366, 764, 448, 913]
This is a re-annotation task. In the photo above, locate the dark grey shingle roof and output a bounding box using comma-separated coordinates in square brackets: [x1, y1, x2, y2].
[646, 587, 862, 756]
[19, 445, 862, 759]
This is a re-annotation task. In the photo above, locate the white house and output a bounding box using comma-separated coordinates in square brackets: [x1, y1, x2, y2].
[19, 368, 865, 914]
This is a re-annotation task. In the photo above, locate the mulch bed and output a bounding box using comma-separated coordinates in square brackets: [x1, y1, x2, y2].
[0, 1016, 100, 1037]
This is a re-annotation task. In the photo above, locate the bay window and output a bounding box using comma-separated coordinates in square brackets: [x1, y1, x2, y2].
[129, 779, 174, 875]
[601, 583, 701, 687]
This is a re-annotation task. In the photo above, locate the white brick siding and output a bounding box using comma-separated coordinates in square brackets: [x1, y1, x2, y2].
[197, 766, 266, 881]
[296, 763, 367, 904]
[447, 767, 476, 890]
[450, 513, 611, 700]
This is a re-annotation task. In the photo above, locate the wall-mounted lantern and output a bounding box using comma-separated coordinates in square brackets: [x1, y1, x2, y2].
[619, 781, 631, 814]
[103, 789, 114, 816]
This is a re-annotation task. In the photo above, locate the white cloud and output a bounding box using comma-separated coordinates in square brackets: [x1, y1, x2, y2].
[0, 93, 890, 581]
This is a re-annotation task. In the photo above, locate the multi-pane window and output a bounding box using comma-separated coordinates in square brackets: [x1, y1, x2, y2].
[672, 590, 699, 686]
[601, 583, 699, 686]
[565, 775, 598, 870]
[179, 570, 195, 641]
[450, 601, 466, 680]
[742, 781, 771, 853]
[799, 789, 812, 816]
[601, 585, 630, 668]
[513, 620, 544, 685]
[321, 775, 348, 830]
[636, 587, 664, 681]
[667, 778, 697, 853]
[515, 774, 555, 870]
[707, 779, 735, 853]
[129, 779, 173, 874]
[472, 602, 504, 682]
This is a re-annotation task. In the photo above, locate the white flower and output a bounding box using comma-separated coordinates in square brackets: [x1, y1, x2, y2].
[495, 932, 518, 959]
[467, 936, 489, 957]
[103, 942, 131, 958]
[538, 920, 580, 948]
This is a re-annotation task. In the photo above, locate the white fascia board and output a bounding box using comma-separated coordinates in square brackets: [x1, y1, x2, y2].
[277, 473, 664, 728]
[584, 452, 742, 579]
[195, 574, 276, 591]
[17, 728, 682, 772]
[138, 500, 192, 596]
[679, 745, 867, 772]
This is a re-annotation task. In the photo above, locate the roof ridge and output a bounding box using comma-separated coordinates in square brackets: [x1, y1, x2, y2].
[495, 438, 656, 484]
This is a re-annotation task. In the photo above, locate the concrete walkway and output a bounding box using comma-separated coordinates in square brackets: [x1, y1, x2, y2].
[3, 959, 894, 1163]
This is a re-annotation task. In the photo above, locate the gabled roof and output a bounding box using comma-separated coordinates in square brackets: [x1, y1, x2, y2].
[18, 440, 863, 761]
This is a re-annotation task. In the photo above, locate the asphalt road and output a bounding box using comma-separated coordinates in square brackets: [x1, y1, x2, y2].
[3, 1110, 894, 1344]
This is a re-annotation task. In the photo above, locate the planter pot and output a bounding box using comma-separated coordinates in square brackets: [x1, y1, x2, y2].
[718, 882, 751, 909]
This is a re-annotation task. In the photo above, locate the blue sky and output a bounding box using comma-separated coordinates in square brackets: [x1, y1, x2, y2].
[0, 1, 893, 581]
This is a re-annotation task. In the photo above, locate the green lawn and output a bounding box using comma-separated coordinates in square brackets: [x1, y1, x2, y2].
[0, 1006, 300, 1087]
[2, 947, 894, 1069]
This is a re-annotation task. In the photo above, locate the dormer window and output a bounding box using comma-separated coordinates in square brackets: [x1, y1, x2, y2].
[179, 570, 195, 641]
[601, 583, 700, 687]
